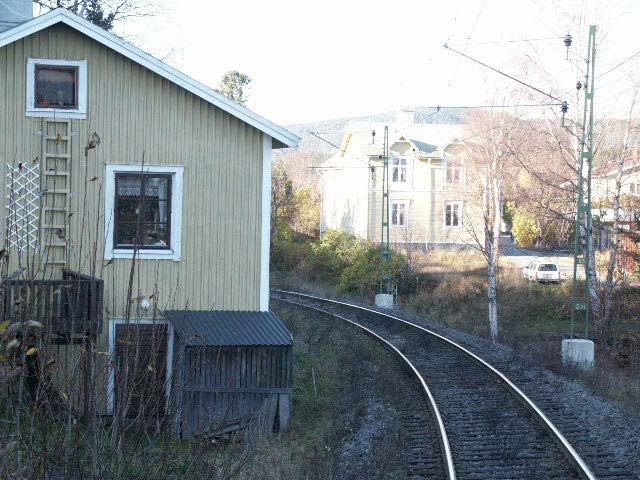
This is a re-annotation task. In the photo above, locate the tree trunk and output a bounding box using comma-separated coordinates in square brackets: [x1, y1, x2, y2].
[602, 118, 633, 336]
[485, 162, 502, 343]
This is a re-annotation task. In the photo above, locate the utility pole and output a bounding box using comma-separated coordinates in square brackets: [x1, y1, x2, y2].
[570, 25, 597, 341]
[380, 126, 392, 297]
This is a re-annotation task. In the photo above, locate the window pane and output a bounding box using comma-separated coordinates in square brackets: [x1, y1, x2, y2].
[142, 200, 169, 222]
[392, 204, 398, 225]
[115, 222, 138, 246]
[116, 198, 140, 221]
[452, 205, 459, 226]
[145, 177, 169, 200]
[117, 176, 142, 197]
[400, 167, 406, 182]
[143, 223, 169, 247]
[445, 204, 451, 225]
[35, 66, 77, 109]
[114, 174, 171, 249]
[392, 168, 399, 182]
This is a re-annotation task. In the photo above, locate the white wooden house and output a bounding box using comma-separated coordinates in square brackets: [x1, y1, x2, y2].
[320, 108, 484, 250]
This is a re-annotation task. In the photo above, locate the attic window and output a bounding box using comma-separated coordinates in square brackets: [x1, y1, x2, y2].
[446, 159, 462, 185]
[392, 156, 408, 183]
[26, 59, 87, 119]
[34, 65, 78, 109]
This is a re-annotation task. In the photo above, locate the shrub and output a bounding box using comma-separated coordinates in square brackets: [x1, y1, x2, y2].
[271, 222, 311, 273]
[338, 245, 406, 294]
[512, 209, 539, 248]
[306, 230, 367, 284]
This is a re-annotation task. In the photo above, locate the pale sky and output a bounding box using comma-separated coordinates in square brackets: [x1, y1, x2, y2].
[120, 0, 640, 126]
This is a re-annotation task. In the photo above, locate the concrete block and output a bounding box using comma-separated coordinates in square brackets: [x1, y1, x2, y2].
[375, 293, 394, 308]
[561, 339, 595, 369]
[277, 393, 291, 432]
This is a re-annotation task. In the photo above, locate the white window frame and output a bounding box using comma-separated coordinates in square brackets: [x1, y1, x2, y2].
[445, 163, 463, 186]
[106, 317, 174, 416]
[104, 164, 184, 261]
[444, 201, 463, 228]
[391, 200, 409, 227]
[26, 58, 88, 119]
[391, 155, 409, 183]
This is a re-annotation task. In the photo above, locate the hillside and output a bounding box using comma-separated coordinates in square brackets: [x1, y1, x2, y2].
[281, 106, 466, 157]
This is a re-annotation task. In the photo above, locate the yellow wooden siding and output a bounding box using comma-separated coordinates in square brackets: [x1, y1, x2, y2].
[0, 23, 265, 322]
[366, 154, 483, 246]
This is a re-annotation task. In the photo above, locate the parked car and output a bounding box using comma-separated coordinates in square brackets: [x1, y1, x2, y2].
[523, 261, 561, 283]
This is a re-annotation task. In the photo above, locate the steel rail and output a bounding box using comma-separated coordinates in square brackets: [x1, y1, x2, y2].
[273, 289, 598, 480]
[272, 297, 457, 480]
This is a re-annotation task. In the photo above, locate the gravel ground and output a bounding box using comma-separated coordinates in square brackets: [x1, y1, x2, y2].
[284, 291, 640, 479]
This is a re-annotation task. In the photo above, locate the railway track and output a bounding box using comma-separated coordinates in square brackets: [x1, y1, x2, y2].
[273, 290, 598, 480]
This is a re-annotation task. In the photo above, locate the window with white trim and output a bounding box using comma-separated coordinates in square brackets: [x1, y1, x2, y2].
[104, 165, 183, 260]
[444, 202, 462, 227]
[391, 156, 408, 183]
[446, 163, 462, 185]
[114, 173, 171, 250]
[391, 201, 408, 227]
[26, 58, 88, 119]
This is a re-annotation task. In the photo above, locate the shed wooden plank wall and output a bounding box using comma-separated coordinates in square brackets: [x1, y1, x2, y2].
[0, 23, 265, 317]
[177, 345, 293, 437]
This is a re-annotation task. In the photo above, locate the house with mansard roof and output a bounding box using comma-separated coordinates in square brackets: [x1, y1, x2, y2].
[319, 107, 485, 250]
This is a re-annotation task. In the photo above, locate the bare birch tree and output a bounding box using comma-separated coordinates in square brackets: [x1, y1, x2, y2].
[601, 87, 640, 335]
[462, 110, 523, 342]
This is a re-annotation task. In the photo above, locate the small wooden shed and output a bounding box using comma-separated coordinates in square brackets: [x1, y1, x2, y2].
[167, 310, 293, 438]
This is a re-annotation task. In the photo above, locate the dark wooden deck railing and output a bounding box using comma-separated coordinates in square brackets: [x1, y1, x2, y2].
[1, 270, 103, 335]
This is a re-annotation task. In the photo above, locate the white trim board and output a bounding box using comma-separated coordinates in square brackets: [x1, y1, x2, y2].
[0, 9, 299, 149]
[103, 164, 183, 261]
[260, 135, 272, 311]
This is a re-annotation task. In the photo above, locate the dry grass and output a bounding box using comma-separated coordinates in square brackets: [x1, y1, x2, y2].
[401, 256, 640, 412]
[412, 249, 486, 274]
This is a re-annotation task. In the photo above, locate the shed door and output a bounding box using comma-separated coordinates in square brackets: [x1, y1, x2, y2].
[114, 323, 167, 419]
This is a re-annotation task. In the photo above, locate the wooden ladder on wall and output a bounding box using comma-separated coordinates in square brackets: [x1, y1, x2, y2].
[41, 119, 72, 269]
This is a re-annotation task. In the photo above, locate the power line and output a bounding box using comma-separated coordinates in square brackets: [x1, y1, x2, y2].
[443, 43, 564, 104]
[464, 0, 486, 52]
[596, 48, 640, 79]
[307, 131, 344, 152]
[448, 36, 563, 47]
[422, 103, 561, 109]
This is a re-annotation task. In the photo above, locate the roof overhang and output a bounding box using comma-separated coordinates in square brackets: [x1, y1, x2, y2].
[0, 8, 299, 149]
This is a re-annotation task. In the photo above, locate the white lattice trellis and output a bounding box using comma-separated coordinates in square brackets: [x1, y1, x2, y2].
[6, 163, 40, 251]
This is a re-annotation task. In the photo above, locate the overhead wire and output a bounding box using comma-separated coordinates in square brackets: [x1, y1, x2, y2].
[447, 36, 564, 47]
[443, 44, 565, 104]
[596, 48, 640, 79]
[463, 0, 487, 52]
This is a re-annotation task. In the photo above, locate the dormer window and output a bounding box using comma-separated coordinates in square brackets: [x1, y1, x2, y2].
[26, 59, 87, 119]
[446, 160, 463, 186]
[392, 156, 408, 183]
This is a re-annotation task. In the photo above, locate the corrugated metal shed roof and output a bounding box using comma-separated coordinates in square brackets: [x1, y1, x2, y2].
[166, 310, 293, 347]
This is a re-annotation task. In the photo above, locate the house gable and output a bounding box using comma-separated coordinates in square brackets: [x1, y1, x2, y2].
[0, 21, 271, 313]
[0, 8, 298, 149]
